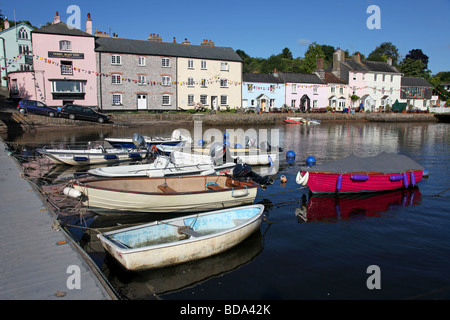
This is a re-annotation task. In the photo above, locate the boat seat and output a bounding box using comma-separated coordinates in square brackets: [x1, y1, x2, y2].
[178, 226, 202, 237]
[206, 182, 224, 190]
[158, 184, 176, 193]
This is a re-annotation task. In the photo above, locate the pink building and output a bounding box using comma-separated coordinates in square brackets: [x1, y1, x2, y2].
[274, 72, 327, 111]
[9, 12, 97, 107]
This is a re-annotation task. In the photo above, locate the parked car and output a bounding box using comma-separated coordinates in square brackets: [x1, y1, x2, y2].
[59, 104, 110, 123]
[17, 100, 59, 118]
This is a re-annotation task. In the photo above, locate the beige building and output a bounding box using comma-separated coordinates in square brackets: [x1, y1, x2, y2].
[177, 40, 242, 111]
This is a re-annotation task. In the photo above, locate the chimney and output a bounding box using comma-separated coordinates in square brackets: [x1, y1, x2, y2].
[53, 11, 61, 24]
[387, 57, 392, 66]
[182, 38, 190, 45]
[148, 33, 162, 42]
[86, 13, 92, 34]
[315, 57, 325, 80]
[332, 48, 342, 78]
[353, 52, 361, 63]
[201, 39, 215, 47]
[4, 18, 9, 29]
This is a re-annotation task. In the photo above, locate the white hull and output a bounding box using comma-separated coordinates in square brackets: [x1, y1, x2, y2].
[97, 205, 264, 271]
[38, 148, 148, 166]
[88, 159, 236, 178]
[70, 175, 258, 214]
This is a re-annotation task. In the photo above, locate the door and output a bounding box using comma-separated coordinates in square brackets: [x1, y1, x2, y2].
[211, 96, 217, 110]
[137, 94, 147, 110]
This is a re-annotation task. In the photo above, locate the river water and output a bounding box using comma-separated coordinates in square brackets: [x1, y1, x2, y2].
[2, 120, 450, 300]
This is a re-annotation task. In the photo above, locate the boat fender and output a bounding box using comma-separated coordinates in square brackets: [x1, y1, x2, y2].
[296, 171, 302, 184]
[280, 175, 287, 183]
[301, 172, 309, 186]
[410, 171, 416, 187]
[422, 169, 429, 178]
[403, 172, 408, 188]
[296, 171, 309, 186]
[201, 169, 216, 176]
[336, 175, 343, 191]
[63, 187, 82, 199]
[351, 174, 369, 181]
[146, 170, 165, 178]
[389, 174, 403, 182]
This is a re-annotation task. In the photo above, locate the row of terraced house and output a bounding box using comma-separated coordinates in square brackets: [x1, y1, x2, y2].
[2, 12, 439, 113]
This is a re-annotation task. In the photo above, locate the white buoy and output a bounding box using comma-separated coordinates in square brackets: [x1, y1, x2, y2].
[63, 187, 82, 199]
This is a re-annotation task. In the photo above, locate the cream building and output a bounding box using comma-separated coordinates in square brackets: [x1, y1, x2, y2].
[177, 40, 242, 111]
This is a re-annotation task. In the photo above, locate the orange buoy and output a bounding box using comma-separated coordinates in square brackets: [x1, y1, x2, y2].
[280, 175, 287, 183]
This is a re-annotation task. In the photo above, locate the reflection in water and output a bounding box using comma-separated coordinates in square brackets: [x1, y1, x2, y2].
[295, 188, 422, 223]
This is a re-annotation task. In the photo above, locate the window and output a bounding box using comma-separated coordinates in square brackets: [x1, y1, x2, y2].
[111, 74, 122, 84]
[220, 95, 228, 106]
[138, 56, 146, 66]
[382, 74, 386, 82]
[382, 87, 385, 94]
[362, 74, 365, 81]
[188, 60, 194, 69]
[339, 87, 343, 94]
[270, 85, 275, 93]
[292, 84, 296, 94]
[18, 44, 30, 55]
[353, 73, 356, 80]
[187, 77, 194, 86]
[201, 60, 207, 69]
[391, 75, 394, 82]
[162, 94, 171, 105]
[373, 86, 377, 94]
[59, 40, 72, 51]
[18, 27, 28, 39]
[162, 76, 171, 86]
[201, 78, 207, 87]
[60, 61, 73, 75]
[188, 95, 194, 106]
[200, 95, 208, 105]
[111, 55, 121, 65]
[314, 85, 319, 94]
[221, 62, 229, 71]
[220, 79, 228, 88]
[162, 58, 170, 67]
[247, 84, 253, 92]
[270, 99, 275, 107]
[313, 100, 318, 108]
[331, 86, 335, 93]
[291, 99, 296, 108]
[52, 80, 84, 93]
[138, 75, 146, 85]
[112, 94, 122, 106]
[374, 74, 378, 81]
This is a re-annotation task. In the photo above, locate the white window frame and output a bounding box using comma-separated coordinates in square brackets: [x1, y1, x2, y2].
[138, 75, 146, 85]
[314, 85, 319, 95]
[162, 94, 171, 106]
[291, 99, 296, 108]
[188, 60, 194, 69]
[112, 93, 122, 106]
[187, 77, 194, 87]
[220, 95, 228, 106]
[162, 76, 171, 86]
[201, 60, 207, 69]
[201, 78, 207, 88]
[220, 62, 229, 71]
[138, 56, 146, 66]
[111, 55, 121, 65]
[59, 40, 72, 51]
[18, 27, 28, 40]
[162, 58, 170, 67]
[111, 74, 122, 84]
[292, 84, 296, 94]
[188, 94, 194, 106]
[220, 79, 228, 88]
[60, 61, 73, 75]
[200, 95, 208, 105]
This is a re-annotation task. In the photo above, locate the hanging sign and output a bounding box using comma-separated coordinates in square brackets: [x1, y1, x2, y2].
[48, 51, 85, 59]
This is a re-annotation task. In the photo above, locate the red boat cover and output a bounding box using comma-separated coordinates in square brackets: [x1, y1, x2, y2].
[301, 152, 424, 174]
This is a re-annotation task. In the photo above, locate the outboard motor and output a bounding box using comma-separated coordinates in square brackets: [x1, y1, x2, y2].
[132, 133, 146, 149]
[232, 163, 274, 186]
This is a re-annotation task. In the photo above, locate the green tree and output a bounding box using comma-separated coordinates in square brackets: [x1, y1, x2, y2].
[405, 49, 429, 69]
[398, 58, 431, 78]
[301, 42, 325, 74]
[367, 42, 400, 65]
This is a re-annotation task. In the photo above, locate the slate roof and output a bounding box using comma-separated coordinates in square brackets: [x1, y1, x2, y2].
[95, 37, 242, 62]
[326, 58, 401, 74]
[275, 72, 325, 84]
[324, 72, 347, 84]
[32, 22, 94, 37]
[243, 73, 284, 83]
[401, 77, 432, 87]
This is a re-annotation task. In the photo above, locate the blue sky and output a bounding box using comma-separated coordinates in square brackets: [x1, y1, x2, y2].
[2, 0, 449, 74]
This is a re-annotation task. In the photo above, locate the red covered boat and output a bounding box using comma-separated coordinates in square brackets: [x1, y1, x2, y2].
[296, 153, 424, 194]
